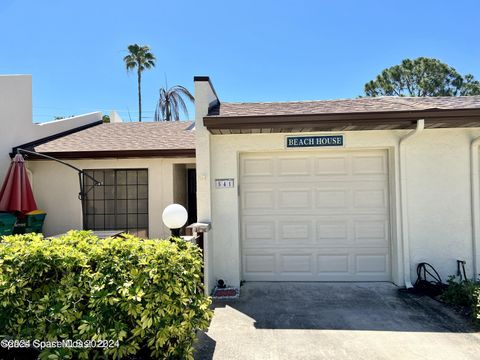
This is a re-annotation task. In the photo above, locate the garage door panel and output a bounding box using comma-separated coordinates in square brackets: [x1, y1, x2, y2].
[353, 188, 387, 209]
[278, 157, 311, 176]
[352, 154, 387, 175]
[317, 220, 349, 241]
[315, 156, 349, 175]
[279, 221, 313, 243]
[280, 254, 313, 273]
[355, 254, 388, 274]
[242, 158, 274, 177]
[243, 220, 276, 244]
[243, 189, 275, 210]
[278, 189, 312, 209]
[244, 254, 276, 274]
[317, 254, 350, 273]
[316, 189, 349, 209]
[241, 150, 391, 282]
[354, 219, 389, 245]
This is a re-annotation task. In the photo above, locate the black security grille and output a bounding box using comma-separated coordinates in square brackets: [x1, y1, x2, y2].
[82, 169, 148, 237]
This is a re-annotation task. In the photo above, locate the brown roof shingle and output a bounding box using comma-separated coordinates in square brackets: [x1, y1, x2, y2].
[208, 96, 480, 117]
[34, 121, 195, 157]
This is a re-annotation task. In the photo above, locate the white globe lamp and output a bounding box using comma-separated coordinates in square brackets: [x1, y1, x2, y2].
[162, 204, 188, 237]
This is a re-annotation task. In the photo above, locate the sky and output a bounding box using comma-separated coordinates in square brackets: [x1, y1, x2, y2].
[0, 0, 479, 122]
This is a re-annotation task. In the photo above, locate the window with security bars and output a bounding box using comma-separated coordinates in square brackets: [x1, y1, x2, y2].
[82, 169, 148, 237]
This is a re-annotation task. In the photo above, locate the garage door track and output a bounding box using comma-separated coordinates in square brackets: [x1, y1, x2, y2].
[194, 282, 480, 360]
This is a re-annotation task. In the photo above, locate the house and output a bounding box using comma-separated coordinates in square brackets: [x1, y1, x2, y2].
[1, 75, 196, 239]
[19, 121, 196, 238]
[193, 76, 480, 293]
[4, 74, 480, 295]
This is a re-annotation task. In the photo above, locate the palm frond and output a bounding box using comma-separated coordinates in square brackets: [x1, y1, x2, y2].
[154, 83, 194, 121]
[170, 94, 180, 120]
[171, 85, 195, 102]
[172, 92, 189, 120]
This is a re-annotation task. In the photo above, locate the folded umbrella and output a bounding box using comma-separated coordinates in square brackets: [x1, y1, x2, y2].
[0, 154, 37, 213]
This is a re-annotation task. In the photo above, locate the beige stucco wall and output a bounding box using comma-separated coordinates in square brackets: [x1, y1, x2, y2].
[195, 79, 219, 293]
[201, 127, 480, 290]
[26, 157, 195, 238]
[0, 75, 102, 181]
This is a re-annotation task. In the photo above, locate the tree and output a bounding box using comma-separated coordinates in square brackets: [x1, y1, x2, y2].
[123, 44, 156, 122]
[364, 57, 480, 97]
[154, 85, 194, 121]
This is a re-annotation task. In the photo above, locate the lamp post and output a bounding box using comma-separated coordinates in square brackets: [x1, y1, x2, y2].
[162, 204, 188, 237]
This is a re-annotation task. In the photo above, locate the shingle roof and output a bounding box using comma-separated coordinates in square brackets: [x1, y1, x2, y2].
[34, 121, 195, 154]
[208, 96, 480, 117]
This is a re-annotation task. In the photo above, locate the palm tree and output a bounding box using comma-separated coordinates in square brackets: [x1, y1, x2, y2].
[154, 85, 195, 121]
[123, 44, 156, 122]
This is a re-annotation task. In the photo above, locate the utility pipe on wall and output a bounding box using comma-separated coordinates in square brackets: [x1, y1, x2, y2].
[399, 119, 424, 288]
[470, 135, 480, 280]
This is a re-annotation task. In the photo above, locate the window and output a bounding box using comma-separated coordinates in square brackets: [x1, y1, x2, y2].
[83, 169, 148, 237]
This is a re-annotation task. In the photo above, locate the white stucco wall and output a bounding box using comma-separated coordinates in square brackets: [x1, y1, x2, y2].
[0, 75, 102, 181]
[26, 157, 195, 238]
[195, 78, 219, 293]
[201, 128, 480, 289]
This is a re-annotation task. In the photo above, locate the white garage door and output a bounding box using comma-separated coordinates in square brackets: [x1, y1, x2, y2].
[240, 150, 391, 281]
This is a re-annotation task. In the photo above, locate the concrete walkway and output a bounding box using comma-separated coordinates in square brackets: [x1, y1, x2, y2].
[194, 282, 480, 360]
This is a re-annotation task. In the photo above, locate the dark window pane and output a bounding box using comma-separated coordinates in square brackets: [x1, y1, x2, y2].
[127, 186, 137, 199]
[138, 199, 148, 213]
[105, 215, 115, 229]
[117, 200, 127, 214]
[83, 169, 148, 235]
[117, 186, 126, 199]
[138, 170, 148, 185]
[105, 200, 115, 214]
[94, 186, 104, 200]
[104, 170, 115, 185]
[93, 171, 104, 184]
[104, 186, 115, 200]
[94, 215, 104, 229]
[86, 201, 95, 214]
[117, 171, 127, 185]
[138, 185, 148, 199]
[117, 215, 127, 228]
[86, 215, 94, 229]
[93, 200, 105, 214]
[128, 214, 137, 228]
[127, 200, 137, 213]
[138, 214, 148, 228]
[84, 171, 94, 186]
[127, 171, 137, 185]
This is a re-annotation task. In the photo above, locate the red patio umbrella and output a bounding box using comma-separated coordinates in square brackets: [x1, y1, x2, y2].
[0, 154, 37, 214]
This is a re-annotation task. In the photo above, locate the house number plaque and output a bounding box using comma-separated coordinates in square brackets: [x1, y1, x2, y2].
[215, 178, 235, 188]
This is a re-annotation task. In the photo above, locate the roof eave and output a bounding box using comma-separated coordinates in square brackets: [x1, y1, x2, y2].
[204, 108, 480, 133]
[21, 148, 196, 160]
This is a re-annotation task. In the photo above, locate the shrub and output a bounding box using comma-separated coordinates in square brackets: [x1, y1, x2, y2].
[0, 231, 212, 359]
[442, 276, 480, 327]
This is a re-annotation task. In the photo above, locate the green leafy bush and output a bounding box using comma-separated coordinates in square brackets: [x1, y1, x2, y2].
[0, 231, 212, 359]
[442, 276, 480, 327]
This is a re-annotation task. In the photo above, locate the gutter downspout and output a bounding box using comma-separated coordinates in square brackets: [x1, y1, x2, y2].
[399, 119, 425, 288]
[470, 136, 480, 280]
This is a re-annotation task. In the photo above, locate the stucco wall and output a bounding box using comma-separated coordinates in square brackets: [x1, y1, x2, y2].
[0, 75, 101, 182]
[204, 128, 480, 288]
[195, 79, 219, 293]
[26, 157, 195, 238]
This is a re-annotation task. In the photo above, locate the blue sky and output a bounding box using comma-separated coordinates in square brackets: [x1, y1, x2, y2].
[0, 0, 478, 122]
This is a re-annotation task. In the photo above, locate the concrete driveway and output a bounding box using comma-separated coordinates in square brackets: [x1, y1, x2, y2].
[194, 282, 480, 360]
